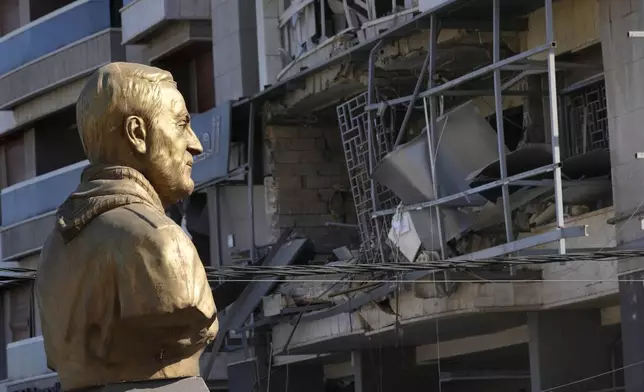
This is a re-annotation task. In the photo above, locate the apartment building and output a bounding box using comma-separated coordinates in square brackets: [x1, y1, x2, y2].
[0, 0, 643, 391]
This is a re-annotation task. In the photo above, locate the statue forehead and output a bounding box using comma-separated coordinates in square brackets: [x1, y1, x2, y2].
[156, 83, 187, 116]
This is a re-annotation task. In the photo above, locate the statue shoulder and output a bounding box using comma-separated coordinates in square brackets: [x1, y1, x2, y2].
[94, 203, 188, 245]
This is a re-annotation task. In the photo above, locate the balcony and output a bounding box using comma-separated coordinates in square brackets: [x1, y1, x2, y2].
[0, 103, 232, 260]
[0, 0, 125, 110]
[0, 160, 87, 260]
[120, 0, 211, 46]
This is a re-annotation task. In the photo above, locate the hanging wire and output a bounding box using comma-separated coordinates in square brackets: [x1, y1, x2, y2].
[5, 250, 644, 282]
[540, 359, 644, 392]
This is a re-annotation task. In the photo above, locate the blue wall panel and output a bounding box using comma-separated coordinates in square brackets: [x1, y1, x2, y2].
[0, 0, 111, 76]
[1, 161, 88, 227]
[191, 101, 232, 186]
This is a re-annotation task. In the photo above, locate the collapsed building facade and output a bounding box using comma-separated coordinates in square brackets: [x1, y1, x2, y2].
[214, 0, 644, 391]
[0, 0, 643, 391]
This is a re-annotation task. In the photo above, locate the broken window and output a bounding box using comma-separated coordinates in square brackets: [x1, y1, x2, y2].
[277, 0, 418, 68]
[562, 78, 608, 159]
[279, 0, 343, 61]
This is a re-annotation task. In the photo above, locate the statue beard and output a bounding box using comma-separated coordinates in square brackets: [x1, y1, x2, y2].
[144, 148, 194, 207]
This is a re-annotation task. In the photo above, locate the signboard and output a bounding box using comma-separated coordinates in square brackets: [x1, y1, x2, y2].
[191, 101, 232, 187]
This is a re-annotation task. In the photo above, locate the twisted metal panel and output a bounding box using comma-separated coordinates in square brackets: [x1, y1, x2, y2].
[336, 92, 398, 261]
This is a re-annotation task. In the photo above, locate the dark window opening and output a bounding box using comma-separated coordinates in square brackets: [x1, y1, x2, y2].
[0, 0, 21, 36]
[154, 46, 215, 114]
[312, 0, 338, 44]
[110, 0, 123, 27]
[3, 132, 27, 187]
[28, 0, 76, 21]
[34, 106, 85, 175]
[374, 0, 405, 18]
[487, 106, 525, 152]
[185, 193, 211, 267]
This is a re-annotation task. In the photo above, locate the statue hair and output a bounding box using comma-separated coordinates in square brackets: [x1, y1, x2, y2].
[76, 62, 177, 164]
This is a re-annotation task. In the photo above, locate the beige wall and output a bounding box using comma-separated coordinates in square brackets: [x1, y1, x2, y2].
[521, 0, 601, 58]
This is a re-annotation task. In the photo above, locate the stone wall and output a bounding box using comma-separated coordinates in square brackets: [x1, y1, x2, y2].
[264, 124, 358, 253]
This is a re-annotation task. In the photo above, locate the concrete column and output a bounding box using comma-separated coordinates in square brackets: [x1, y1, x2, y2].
[18, 0, 30, 25]
[206, 186, 222, 267]
[255, 0, 282, 89]
[23, 128, 36, 178]
[619, 271, 644, 391]
[600, 1, 644, 390]
[211, 0, 260, 104]
[528, 310, 612, 392]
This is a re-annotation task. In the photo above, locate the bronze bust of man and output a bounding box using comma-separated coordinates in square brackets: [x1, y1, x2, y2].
[36, 63, 218, 391]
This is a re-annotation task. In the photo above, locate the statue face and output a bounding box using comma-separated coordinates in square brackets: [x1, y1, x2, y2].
[145, 85, 203, 206]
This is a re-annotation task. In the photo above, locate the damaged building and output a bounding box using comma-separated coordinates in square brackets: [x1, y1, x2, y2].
[0, 0, 644, 391]
[213, 0, 642, 391]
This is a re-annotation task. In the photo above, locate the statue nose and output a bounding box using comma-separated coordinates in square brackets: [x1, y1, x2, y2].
[187, 126, 203, 156]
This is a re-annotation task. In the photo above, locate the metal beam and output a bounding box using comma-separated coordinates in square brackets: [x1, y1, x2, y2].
[423, 13, 446, 258]
[501, 70, 545, 91]
[493, 0, 513, 244]
[247, 102, 256, 262]
[365, 42, 555, 110]
[373, 163, 558, 217]
[300, 226, 587, 323]
[545, 0, 566, 255]
[440, 371, 530, 382]
[440, 18, 528, 31]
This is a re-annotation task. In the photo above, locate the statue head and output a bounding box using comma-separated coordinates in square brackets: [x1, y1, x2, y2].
[76, 62, 203, 207]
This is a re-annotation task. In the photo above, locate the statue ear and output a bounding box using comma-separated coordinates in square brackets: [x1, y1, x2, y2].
[125, 115, 147, 155]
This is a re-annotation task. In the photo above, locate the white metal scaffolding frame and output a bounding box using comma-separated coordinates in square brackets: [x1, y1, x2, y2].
[364, 0, 568, 258]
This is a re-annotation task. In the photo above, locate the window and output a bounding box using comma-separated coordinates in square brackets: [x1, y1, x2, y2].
[3, 133, 28, 187]
[154, 47, 215, 114]
[0, 0, 21, 37]
[28, 0, 76, 22]
[34, 107, 85, 175]
[8, 283, 35, 342]
[280, 0, 344, 61]
[562, 79, 608, 159]
[110, 0, 123, 27]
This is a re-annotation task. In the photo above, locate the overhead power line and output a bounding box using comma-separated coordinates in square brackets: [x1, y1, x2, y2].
[4, 250, 643, 282]
[204, 250, 644, 280]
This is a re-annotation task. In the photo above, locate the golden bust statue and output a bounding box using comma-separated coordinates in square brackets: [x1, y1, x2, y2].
[35, 63, 218, 391]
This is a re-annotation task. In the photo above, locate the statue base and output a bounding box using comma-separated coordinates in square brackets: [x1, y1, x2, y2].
[75, 377, 209, 392]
